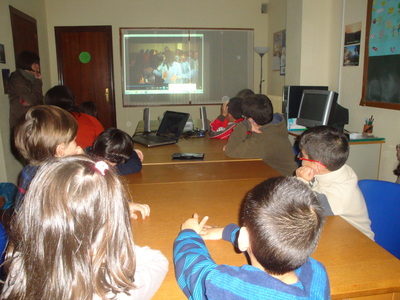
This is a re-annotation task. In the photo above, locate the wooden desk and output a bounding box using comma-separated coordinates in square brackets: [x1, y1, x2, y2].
[134, 136, 261, 165]
[124, 160, 276, 185]
[126, 162, 400, 300]
[134, 119, 261, 165]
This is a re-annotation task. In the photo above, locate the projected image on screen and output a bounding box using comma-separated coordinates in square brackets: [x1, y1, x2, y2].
[123, 34, 203, 95]
[120, 28, 253, 106]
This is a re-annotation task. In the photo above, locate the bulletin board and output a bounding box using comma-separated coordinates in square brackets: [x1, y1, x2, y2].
[360, 0, 400, 109]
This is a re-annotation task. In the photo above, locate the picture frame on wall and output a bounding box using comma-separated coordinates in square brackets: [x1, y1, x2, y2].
[2, 69, 10, 94]
[0, 44, 5, 64]
[273, 30, 286, 75]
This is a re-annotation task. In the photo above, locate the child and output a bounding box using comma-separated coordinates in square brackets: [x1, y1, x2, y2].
[45, 85, 104, 149]
[209, 97, 244, 139]
[224, 94, 297, 176]
[173, 176, 329, 299]
[86, 128, 144, 176]
[296, 125, 374, 240]
[14, 105, 83, 208]
[1, 156, 168, 299]
[80, 100, 99, 119]
[235, 88, 255, 100]
[209, 89, 254, 140]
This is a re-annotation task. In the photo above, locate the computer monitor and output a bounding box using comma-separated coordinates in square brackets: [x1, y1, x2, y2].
[296, 90, 349, 131]
[282, 85, 328, 121]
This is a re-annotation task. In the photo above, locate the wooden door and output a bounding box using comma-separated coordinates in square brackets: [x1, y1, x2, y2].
[9, 6, 39, 61]
[55, 26, 116, 129]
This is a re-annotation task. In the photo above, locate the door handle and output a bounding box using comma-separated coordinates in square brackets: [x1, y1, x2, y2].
[105, 88, 109, 103]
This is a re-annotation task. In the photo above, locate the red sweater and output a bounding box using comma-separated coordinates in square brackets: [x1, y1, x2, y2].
[71, 112, 104, 148]
[209, 115, 244, 140]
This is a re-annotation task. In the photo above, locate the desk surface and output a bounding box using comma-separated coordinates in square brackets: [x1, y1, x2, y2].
[134, 136, 262, 165]
[124, 160, 277, 185]
[126, 161, 400, 300]
[134, 119, 262, 165]
[288, 130, 386, 145]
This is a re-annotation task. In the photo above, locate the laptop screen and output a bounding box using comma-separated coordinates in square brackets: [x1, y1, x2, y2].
[157, 111, 190, 139]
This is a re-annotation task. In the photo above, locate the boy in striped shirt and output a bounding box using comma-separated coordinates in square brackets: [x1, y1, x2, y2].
[174, 176, 330, 299]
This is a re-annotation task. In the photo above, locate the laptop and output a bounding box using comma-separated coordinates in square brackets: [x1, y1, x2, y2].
[132, 111, 190, 147]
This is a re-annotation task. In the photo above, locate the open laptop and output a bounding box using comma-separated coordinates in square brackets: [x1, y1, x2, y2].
[132, 111, 190, 147]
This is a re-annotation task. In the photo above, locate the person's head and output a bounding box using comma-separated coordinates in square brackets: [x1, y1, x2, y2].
[91, 128, 134, 165]
[164, 50, 175, 65]
[298, 125, 349, 172]
[80, 101, 98, 119]
[239, 176, 325, 275]
[44, 85, 79, 112]
[227, 97, 243, 121]
[241, 94, 273, 125]
[16, 51, 40, 72]
[235, 88, 255, 100]
[14, 105, 79, 166]
[4, 155, 135, 299]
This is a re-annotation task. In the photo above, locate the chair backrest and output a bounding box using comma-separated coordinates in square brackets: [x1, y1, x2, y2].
[358, 179, 400, 259]
[0, 222, 7, 264]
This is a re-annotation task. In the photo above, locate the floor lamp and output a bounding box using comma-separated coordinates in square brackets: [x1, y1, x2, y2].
[254, 47, 269, 94]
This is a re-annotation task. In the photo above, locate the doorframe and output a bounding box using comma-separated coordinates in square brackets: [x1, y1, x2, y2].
[9, 5, 39, 59]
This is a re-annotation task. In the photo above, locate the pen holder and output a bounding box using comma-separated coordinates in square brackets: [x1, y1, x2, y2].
[363, 124, 373, 134]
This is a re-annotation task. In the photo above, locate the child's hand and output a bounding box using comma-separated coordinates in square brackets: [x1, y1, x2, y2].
[181, 213, 209, 234]
[221, 102, 229, 116]
[200, 225, 224, 240]
[128, 202, 150, 220]
[134, 149, 144, 162]
[248, 118, 261, 133]
[296, 166, 315, 182]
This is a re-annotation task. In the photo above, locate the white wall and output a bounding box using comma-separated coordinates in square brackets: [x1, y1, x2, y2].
[285, 0, 342, 89]
[44, 0, 269, 134]
[0, 0, 50, 183]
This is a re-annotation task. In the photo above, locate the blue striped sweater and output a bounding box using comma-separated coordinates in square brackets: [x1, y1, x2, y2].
[173, 224, 330, 299]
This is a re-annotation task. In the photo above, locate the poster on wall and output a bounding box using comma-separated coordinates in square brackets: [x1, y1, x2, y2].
[273, 30, 286, 74]
[343, 22, 361, 66]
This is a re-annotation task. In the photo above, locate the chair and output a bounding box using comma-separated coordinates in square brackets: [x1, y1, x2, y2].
[358, 179, 400, 259]
[0, 222, 6, 265]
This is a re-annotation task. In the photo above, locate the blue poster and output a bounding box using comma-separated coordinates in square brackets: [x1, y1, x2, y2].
[369, 0, 400, 56]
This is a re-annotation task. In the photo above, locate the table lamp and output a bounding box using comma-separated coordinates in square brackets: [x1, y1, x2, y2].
[254, 46, 269, 94]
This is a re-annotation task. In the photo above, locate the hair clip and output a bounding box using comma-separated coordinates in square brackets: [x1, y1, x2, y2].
[94, 161, 109, 175]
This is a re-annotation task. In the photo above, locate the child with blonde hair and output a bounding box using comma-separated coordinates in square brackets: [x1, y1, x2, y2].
[2, 155, 168, 299]
[14, 105, 149, 219]
[14, 105, 83, 208]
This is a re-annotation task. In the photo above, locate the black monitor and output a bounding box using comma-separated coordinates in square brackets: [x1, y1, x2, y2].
[296, 90, 349, 131]
[282, 85, 328, 121]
